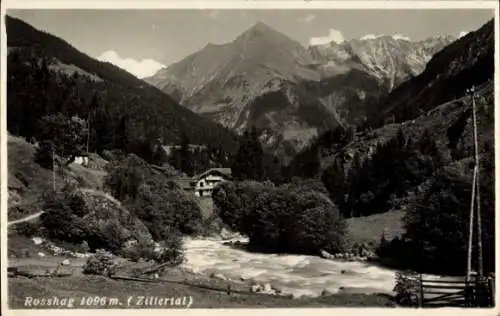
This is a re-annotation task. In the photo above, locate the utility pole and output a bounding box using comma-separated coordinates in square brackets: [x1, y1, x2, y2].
[470, 86, 484, 278]
[86, 112, 91, 162]
[52, 142, 56, 192]
[466, 164, 476, 283]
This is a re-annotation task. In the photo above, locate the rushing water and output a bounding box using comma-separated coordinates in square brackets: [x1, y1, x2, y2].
[181, 236, 401, 298]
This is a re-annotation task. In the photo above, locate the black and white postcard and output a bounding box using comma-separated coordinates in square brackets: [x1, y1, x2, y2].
[1, 1, 498, 315]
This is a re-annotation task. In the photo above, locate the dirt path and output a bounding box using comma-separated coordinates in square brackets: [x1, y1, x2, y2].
[7, 211, 45, 227]
[8, 188, 121, 227]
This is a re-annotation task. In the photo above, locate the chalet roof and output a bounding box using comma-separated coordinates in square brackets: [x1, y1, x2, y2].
[193, 168, 232, 180]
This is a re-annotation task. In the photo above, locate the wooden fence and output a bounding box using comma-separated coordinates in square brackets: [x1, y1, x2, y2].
[418, 275, 495, 308]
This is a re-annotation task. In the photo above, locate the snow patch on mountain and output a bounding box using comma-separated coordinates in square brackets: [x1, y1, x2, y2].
[146, 22, 456, 158]
[360, 34, 411, 41]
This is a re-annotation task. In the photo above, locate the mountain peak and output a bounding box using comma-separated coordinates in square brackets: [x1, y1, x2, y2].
[236, 21, 288, 43]
[249, 21, 275, 32]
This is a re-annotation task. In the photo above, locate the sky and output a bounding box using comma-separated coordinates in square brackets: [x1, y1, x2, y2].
[7, 9, 494, 78]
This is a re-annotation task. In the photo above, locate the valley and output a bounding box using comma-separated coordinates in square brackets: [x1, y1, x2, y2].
[4, 10, 496, 309]
[145, 22, 454, 159]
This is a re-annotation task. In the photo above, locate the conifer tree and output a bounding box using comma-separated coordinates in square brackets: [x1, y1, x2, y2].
[231, 130, 250, 180]
[322, 154, 346, 214]
[180, 132, 194, 176]
[249, 126, 264, 181]
[267, 155, 283, 184]
[115, 115, 129, 151]
[301, 146, 320, 179]
[232, 126, 264, 181]
[86, 93, 100, 155]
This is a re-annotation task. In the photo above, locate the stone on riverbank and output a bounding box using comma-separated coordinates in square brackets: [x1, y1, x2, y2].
[249, 283, 281, 295]
[210, 272, 228, 281]
[321, 289, 334, 296]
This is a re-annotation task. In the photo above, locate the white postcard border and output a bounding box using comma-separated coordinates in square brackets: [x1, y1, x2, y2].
[1, 1, 499, 316]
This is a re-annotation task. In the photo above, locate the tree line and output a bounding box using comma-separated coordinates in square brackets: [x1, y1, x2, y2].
[7, 50, 239, 168]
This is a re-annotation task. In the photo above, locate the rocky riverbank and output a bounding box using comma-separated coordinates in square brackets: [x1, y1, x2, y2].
[182, 237, 398, 298]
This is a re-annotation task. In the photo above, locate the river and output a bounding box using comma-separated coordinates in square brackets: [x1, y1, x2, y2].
[181, 236, 401, 298]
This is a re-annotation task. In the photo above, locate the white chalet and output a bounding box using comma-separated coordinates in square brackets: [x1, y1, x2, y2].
[74, 155, 89, 166]
[192, 168, 232, 197]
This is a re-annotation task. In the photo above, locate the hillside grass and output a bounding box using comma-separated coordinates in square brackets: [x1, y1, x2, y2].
[8, 276, 394, 308]
[7, 135, 107, 220]
[346, 211, 406, 246]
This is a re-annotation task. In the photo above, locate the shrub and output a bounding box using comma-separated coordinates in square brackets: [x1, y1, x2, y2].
[20, 248, 32, 258]
[95, 220, 129, 252]
[40, 187, 89, 243]
[215, 181, 347, 255]
[156, 228, 185, 266]
[199, 213, 231, 237]
[80, 241, 90, 253]
[40, 183, 154, 254]
[104, 154, 151, 202]
[393, 271, 421, 306]
[121, 229, 184, 266]
[121, 240, 157, 262]
[82, 250, 119, 276]
[131, 178, 204, 239]
[212, 180, 274, 234]
[249, 188, 347, 254]
[281, 178, 328, 195]
[104, 154, 202, 241]
[14, 221, 40, 237]
[101, 149, 125, 162]
[389, 168, 495, 275]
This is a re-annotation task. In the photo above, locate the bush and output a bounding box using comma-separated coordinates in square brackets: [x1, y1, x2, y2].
[121, 240, 157, 262]
[80, 241, 90, 253]
[383, 168, 495, 275]
[214, 181, 347, 255]
[101, 149, 125, 162]
[156, 228, 185, 266]
[104, 154, 151, 202]
[199, 213, 231, 237]
[120, 228, 184, 266]
[40, 183, 154, 254]
[82, 250, 119, 276]
[40, 187, 89, 243]
[281, 178, 328, 195]
[131, 178, 204, 239]
[14, 221, 40, 237]
[249, 188, 347, 254]
[104, 154, 202, 241]
[212, 180, 274, 234]
[393, 271, 420, 306]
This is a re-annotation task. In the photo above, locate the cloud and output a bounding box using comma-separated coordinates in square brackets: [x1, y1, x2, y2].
[298, 14, 316, 24]
[97, 50, 165, 78]
[459, 31, 469, 38]
[309, 28, 345, 46]
[360, 33, 411, 41]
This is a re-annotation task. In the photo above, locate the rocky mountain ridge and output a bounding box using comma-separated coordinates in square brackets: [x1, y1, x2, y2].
[291, 19, 494, 185]
[145, 22, 455, 159]
[370, 19, 494, 126]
